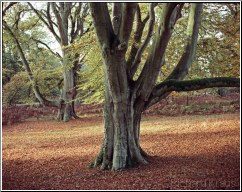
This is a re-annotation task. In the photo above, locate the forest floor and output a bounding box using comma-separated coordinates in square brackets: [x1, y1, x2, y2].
[2, 112, 240, 190]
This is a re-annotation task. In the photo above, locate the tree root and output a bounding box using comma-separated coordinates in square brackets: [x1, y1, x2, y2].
[90, 147, 149, 171]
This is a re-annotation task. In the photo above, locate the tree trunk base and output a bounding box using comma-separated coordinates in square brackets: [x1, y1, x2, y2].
[71, 112, 80, 119]
[90, 146, 149, 171]
[140, 147, 150, 158]
[56, 103, 79, 122]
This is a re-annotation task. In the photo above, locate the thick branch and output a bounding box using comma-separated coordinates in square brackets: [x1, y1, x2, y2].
[89, 3, 114, 48]
[157, 77, 240, 92]
[126, 4, 150, 73]
[51, 2, 69, 45]
[146, 77, 240, 108]
[136, 4, 142, 24]
[166, 3, 203, 80]
[119, 3, 137, 44]
[71, 3, 84, 42]
[76, 2, 90, 39]
[70, 4, 79, 41]
[112, 3, 122, 35]
[135, 3, 182, 101]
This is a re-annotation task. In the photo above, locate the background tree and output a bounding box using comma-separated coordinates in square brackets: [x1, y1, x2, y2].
[89, 2, 240, 171]
[3, 2, 90, 121]
[2, 40, 21, 85]
[77, 30, 104, 103]
[28, 2, 90, 121]
[2, 2, 61, 107]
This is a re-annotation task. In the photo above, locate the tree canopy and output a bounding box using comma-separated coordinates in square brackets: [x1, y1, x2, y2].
[2, 2, 240, 106]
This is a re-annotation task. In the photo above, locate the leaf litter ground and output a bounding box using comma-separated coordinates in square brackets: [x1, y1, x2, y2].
[2, 113, 240, 190]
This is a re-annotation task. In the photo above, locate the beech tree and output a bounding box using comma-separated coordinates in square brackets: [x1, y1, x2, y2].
[3, 2, 90, 121]
[89, 3, 240, 170]
[28, 2, 90, 121]
[2, 2, 59, 108]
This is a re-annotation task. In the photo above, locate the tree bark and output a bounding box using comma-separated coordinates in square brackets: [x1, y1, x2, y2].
[90, 2, 240, 171]
[89, 2, 185, 170]
[92, 78, 148, 170]
[56, 51, 79, 121]
[146, 77, 240, 108]
[90, 38, 148, 170]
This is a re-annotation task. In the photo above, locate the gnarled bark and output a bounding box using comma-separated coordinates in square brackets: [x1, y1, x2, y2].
[92, 105, 147, 170]
[92, 73, 147, 170]
[90, 3, 240, 171]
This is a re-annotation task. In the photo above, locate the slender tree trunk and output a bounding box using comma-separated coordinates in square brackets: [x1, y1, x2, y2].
[56, 48, 79, 121]
[63, 68, 74, 121]
[56, 68, 79, 121]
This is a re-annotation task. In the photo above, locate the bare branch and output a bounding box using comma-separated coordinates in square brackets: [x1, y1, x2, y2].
[12, 9, 25, 30]
[166, 3, 203, 80]
[28, 2, 61, 43]
[28, 3, 50, 28]
[2, 2, 18, 17]
[45, 3, 58, 28]
[146, 77, 240, 108]
[130, 3, 157, 78]
[89, 3, 114, 48]
[71, 3, 90, 42]
[32, 38, 62, 58]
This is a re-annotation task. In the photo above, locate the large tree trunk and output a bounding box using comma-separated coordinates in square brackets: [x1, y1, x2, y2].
[89, 3, 240, 171]
[92, 55, 148, 170]
[92, 97, 148, 170]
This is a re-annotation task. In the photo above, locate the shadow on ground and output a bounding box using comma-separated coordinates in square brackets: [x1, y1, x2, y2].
[3, 127, 240, 190]
[2, 113, 240, 190]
